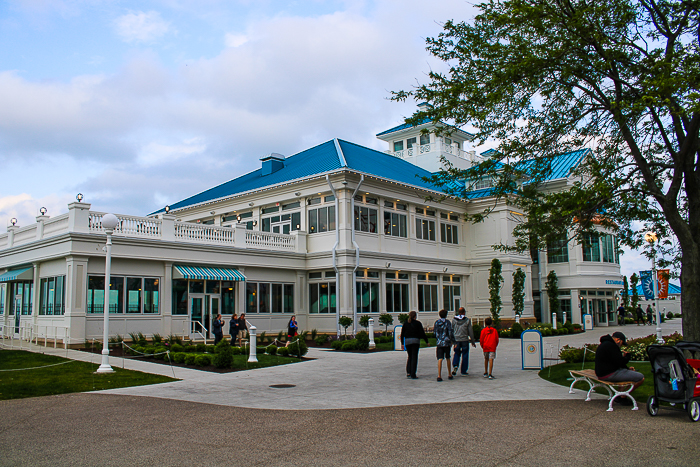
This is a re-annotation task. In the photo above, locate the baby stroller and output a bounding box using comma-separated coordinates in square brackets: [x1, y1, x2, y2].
[646, 342, 700, 422]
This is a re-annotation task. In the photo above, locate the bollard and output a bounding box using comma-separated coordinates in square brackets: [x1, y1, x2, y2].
[563, 312, 567, 325]
[248, 325, 258, 363]
[515, 314, 521, 324]
[368, 318, 376, 349]
[552, 313, 557, 330]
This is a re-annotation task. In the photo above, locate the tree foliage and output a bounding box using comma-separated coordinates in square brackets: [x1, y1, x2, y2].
[338, 316, 353, 337]
[512, 267, 526, 316]
[379, 313, 394, 333]
[394, 0, 700, 340]
[622, 275, 630, 308]
[545, 270, 560, 320]
[488, 258, 503, 327]
[630, 273, 641, 309]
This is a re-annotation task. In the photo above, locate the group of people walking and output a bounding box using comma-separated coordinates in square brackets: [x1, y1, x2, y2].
[618, 304, 657, 326]
[210, 313, 299, 347]
[400, 307, 500, 381]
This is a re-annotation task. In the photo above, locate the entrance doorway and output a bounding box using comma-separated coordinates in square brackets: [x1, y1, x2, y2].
[189, 294, 220, 339]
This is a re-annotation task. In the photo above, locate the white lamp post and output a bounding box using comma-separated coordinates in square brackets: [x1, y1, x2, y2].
[97, 213, 119, 373]
[644, 232, 664, 344]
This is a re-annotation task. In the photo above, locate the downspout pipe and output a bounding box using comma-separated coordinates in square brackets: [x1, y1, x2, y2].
[326, 174, 341, 338]
[350, 175, 364, 335]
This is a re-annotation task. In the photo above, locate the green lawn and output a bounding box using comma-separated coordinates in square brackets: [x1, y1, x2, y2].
[0, 350, 177, 400]
[539, 361, 655, 402]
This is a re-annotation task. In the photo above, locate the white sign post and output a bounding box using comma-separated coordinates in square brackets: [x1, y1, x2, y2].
[393, 325, 402, 351]
[521, 330, 543, 370]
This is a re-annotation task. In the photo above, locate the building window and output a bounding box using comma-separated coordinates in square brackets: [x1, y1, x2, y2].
[601, 234, 615, 263]
[416, 218, 436, 241]
[406, 137, 416, 149]
[144, 278, 159, 314]
[473, 177, 493, 190]
[582, 233, 600, 262]
[87, 276, 124, 313]
[0, 284, 4, 315]
[356, 270, 380, 313]
[354, 205, 378, 233]
[221, 281, 236, 315]
[246, 282, 293, 313]
[417, 284, 438, 312]
[443, 283, 461, 312]
[126, 277, 142, 313]
[440, 223, 458, 244]
[394, 141, 404, 151]
[547, 236, 569, 263]
[309, 282, 336, 314]
[39, 276, 65, 316]
[9, 281, 33, 315]
[309, 205, 336, 233]
[172, 279, 188, 315]
[420, 133, 430, 145]
[88, 276, 158, 314]
[384, 211, 407, 237]
[386, 281, 409, 313]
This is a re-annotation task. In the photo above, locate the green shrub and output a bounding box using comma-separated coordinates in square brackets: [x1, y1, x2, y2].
[259, 331, 267, 344]
[195, 354, 212, 367]
[154, 346, 167, 359]
[667, 311, 674, 319]
[300, 330, 309, 341]
[564, 322, 574, 334]
[172, 352, 186, 364]
[559, 345, 597, 363]
[315, 335, 327, 346]
[185, 354, 197, 365]
[129, 345, 143, 355]
[108, 334, 122, 344]
[170, 343, 184, 353]
[472, 325, 481, 342]
[398, 313, 409, 324]
[311, 329, 318, 340]
[572, 323, 582, 331]
[213, 347, 233, 368]
[499, 329, 511, 338]
[510, 322, 524, 338]
[341, 340, 358, 351]
[331, 340, 343, 350]
[196, 343, 206, 353]
[231, 346, 242, 355]
[287, 340, 308, 358]
[215, 339, 231, 353]
[144, 345, 156, 355]
[355, 331, 370, 351]
[277, 347, 290, 357]
[675, 313, 682, 318]
[277, 331, 284, 342]
[167, 334, 183, 346]
[266, 344, 278, 355]
[378, 336, 392, 344]
[152, 333, 163, 344]
[205, 344, 215, 353]
[129, 332, 140, 344]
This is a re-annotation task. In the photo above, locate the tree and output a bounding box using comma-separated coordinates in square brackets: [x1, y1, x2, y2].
[359, 314, 370, 331]
[512, 267, 526, 317]
[488, 258, 503, 328]
[338, 316, 353, 337]
[630, 273, 641, 310]
[394, 0, 700, 340]
[545, 270, 560, 322]
[622, 276, 630, 309]
[379, 313, 394, 333]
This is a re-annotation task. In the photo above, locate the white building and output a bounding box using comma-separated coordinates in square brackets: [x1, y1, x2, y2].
[0, 115, 623, 345]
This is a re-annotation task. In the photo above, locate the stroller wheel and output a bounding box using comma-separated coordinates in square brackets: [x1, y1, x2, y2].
[646, 396, 659, 416]
[687, 398, 700, 422]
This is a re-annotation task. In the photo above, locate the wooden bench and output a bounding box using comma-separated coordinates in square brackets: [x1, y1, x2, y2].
[568, 369, 639, 412]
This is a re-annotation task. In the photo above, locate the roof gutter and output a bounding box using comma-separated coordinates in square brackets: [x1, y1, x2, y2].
[350, 175, 364, 336]
[326, 174, 341, 338]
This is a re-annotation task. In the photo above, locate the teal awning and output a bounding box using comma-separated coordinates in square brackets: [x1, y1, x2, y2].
[0, 267, 33, 282]
[173, 265, 246, 281]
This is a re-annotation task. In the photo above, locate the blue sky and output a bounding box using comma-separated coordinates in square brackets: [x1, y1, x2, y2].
[0, 0, 658, 280]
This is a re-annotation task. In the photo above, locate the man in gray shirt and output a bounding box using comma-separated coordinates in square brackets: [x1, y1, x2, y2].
[452, 307, 476, 376]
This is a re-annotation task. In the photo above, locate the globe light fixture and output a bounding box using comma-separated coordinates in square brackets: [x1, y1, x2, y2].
[97, 213, 119, 373]
[76, 193, 84, 202]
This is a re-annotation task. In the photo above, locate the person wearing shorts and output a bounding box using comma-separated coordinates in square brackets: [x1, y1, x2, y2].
[479, 317, 499, 379]
[595, 331, 644, 404]
[433, 309, 455, 382]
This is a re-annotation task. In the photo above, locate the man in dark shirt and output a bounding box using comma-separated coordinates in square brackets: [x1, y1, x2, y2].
[595, 331, 644, 403]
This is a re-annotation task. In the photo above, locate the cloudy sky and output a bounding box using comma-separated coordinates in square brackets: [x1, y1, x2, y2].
[0, 0, 657, 281]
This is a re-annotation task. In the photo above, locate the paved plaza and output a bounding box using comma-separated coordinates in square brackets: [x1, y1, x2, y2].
[2, 319, 699, 466]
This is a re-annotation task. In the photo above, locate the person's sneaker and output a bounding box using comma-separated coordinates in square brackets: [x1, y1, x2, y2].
[452, 366, 458, 376]
[411, 375, 419, 379]
[407, 374, 411, 378]
[448, 375, 454, 380]
[437, 377, 443, 382]
[488, 375, 495, 379]
[461, 373, 469, 376]
[483, 373, 488, 378]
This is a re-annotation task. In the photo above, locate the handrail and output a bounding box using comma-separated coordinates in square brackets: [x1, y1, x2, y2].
[190, 320, 208, 345]
[29, 323, 69, 350]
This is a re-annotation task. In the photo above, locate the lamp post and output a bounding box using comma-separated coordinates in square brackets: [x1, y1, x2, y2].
[644, 232, 664, 344]
[97, 213, 119, 373]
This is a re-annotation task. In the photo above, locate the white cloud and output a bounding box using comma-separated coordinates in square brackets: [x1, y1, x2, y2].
[137, 138, 207, 167]
[224, 33, 248, 48]
[0, 193, 73, 228]
[114, 11, 171, 43]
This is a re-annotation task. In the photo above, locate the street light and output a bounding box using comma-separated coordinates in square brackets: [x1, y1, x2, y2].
[644, 231, 664, 344]
[96, 213, 119, 373]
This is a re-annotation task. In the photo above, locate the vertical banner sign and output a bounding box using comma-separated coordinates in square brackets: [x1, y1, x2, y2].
[657, 269, 670, 299]
[639, 270, 654, 300]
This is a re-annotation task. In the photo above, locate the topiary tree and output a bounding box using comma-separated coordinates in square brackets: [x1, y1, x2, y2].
[359, 314, 370, 331]
[512, 267, 526, 317]
[488, 258, 503, 328]
[397, 313, 409, 324]
[545, 270, 560, 322]
[630, 273, 640, 310]
[621, 275, 630, 309]
[338, 316, 353, 337]
[378, 313, 394, 334]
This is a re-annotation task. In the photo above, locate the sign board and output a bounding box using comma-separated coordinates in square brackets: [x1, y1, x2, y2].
[393, 325, 402, 351]
[583, 314, 593, 331]
[521, 330, 543, 370]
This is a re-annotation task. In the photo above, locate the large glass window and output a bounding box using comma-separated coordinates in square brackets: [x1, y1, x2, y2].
[384, 211, 407, 237]
[12, 281, 33, 315]
[247, 282, 294, 313]
[393, 141, 404, 152]
[309, 282, 336, 313]
[602, 234, 615, 263]
[39, 276, 65, 315]
[172, 279, 188, 315]
[416, 218, 436, 241]
[547, 236, 569, 263]
[126, 277, 142, 313]
[420, 133, 430, 145]
[386, 283, 409, 313]
[0, 284, 4, 314]
[582, 233, 600, 262]
[309, 205, 336, 233]
[88, 276, 157, 314]
[417, 284, 438, 312]
[356, 282, 380, 313]
[144, 278, 159, 314]
[87, 276, 124, 313]
[354, 205, 378, 233]
[443, 285, 461, 312]
[221, 281, 235, 315]
[440, 223, 458, 244]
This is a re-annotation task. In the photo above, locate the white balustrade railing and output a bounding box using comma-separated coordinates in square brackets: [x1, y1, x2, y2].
[42, 213, 70, 236]
[245, 230, 295, 251]
[174, 222, 235, 244]
[89, 212, 162, 238]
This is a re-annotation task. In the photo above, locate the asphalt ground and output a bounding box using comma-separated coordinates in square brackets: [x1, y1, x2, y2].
[1, 319, 698, 466]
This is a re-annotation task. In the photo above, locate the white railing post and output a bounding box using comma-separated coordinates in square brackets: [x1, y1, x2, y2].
[67, 202, 91, 233]
[7, 225, 19, 248]
[368, 318, 376, 349]
[552, 313, 557, 329]
[234, 223, 247, 246]
[293, 230, 307, 254]
[563, 312, 567, 325]
[36, 214, 49, 240]
[248, 325, 258, 362]
[161, 214, 176, 241]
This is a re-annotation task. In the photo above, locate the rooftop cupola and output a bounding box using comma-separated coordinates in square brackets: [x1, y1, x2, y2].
[261, 153, 285, 176]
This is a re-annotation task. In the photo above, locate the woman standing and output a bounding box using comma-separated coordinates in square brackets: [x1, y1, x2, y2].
[400, 311, 429, 379]
[238, 313, 247, 347]
[286, 315, 298, 346]
[212, 314, 224, 345]
[229, 313, 240, 346]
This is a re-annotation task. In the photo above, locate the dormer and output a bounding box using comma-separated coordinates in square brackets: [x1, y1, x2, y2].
[261, 153, 285, 176]
[376, 104, 480, 173]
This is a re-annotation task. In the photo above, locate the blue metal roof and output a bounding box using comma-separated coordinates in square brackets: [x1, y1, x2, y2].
[157, 139, 443, 213]
[375, 118, 474, 139]
[518, 149, 588, 181]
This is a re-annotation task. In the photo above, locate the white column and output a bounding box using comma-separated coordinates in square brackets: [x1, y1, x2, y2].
[248, 325, 258, 362]
[368, 318, 375, 349]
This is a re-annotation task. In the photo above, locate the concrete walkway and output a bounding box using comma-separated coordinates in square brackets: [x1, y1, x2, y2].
[10, 318, 682, 410]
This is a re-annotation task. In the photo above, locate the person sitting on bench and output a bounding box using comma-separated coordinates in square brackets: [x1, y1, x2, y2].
[595, 331, 644, 405]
